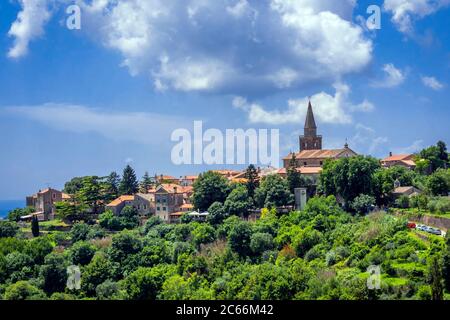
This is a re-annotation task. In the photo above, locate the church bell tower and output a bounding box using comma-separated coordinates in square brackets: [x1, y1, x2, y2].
[299, 101, 322, 151]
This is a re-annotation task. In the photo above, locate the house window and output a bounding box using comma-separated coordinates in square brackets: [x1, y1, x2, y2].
[157, 207, 160, 211]
[320, 161, 323, 165]
[304, 162, 307, 166]
[163, 207, 167, 211]
[52, 193, 56, 199]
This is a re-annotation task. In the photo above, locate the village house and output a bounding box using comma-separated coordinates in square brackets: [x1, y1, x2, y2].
[106, 193, 155, 216]
[155, 174, 180, 185]
[282, 101, 357, 171]
[154, 184, 186, 222]
[180, 175, 198, 186]
[392, 186, 422, 198]
[381, 153, 416, 170]
[25, 188, 71, 221]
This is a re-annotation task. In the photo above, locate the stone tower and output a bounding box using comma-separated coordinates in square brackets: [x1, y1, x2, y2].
[299, 101, 322, 151]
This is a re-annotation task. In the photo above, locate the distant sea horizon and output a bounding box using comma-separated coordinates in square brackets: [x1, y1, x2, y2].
[0, 200, 25, 219]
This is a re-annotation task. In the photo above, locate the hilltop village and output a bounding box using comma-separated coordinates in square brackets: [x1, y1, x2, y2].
[22, 102, 433, 224]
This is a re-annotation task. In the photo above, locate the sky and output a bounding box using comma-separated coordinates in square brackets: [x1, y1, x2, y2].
[0, 0, 449, 200]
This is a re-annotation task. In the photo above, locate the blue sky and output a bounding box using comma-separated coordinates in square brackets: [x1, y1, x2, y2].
[0, 0, 449, 199]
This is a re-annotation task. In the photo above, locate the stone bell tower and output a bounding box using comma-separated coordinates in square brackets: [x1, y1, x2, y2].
[299, 101, 322, 151]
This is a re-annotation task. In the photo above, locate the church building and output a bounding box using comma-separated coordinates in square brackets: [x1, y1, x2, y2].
[282, 101, 357, 170]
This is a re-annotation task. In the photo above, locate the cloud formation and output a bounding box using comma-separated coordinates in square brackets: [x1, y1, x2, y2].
[7, 0, 52, 58]
[234, 83, 374, 125]
[8, 103, 187, 145]
[371, 63, 406, 88]
[7, 0, 372, 94]
[421, 76, 444, 90]
[384, 0, 450, 34]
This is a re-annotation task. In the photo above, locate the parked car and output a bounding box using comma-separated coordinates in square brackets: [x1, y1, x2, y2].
[416, 224, 425, 231]
[428, 228, 442, 235]
[407, 222, 416, 229]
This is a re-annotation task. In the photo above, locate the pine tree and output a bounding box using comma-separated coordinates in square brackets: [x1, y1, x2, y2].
[31, 215, 39, 237]
[119, 165, 139, 195]
[139, 171, 153, 193]
[103, 172, 120, 202]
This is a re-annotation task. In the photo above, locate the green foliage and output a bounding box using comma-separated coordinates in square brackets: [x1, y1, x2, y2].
[139, 171, 153, 193]
[207, 202, 227, 225]
[350, 194, 375, 215]
[192, 171, 230, 211]
[7, 207, 34, 222]
[3, 281, 46, 300]
[427, 256, 444, 300]
[320, 156, 380, 205]
[191, 223, 216, 248]
[70, 241, 96, 266]
[81, 252, 114, 296]
[419, 141, 449, 174]
[244, 164, 259, 201]
[31, 215, 40, 237]
[119, 165, 139, 195]
[40, 253, 68, 295]
[250, 232, 274, 256]
[255, 174, 293, 209]
[122, 265, 175, 300]
[0, 221, 19, 238]
[228, 221, 252, 257]
[223, 185, 252, 217]
[395, 195, 410, 209]
[426, 169, 449, 196]
[99, 207, 139, 231]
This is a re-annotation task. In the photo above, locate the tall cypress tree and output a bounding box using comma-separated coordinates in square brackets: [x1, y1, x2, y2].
[245, 164, 259, 201]
[119, 165, 139, 195]
[31, 215, 40, 237]
[287, 153, 301, 193]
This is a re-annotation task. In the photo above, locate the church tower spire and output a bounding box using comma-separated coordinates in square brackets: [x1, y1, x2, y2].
[299, 101, 322, 151]
[304, 100, 317, 136]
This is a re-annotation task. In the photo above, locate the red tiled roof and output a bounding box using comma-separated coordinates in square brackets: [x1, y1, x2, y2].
[382, 154, 413, 162]
[283, 149, 351, 160]
[107, 195, 134, 207]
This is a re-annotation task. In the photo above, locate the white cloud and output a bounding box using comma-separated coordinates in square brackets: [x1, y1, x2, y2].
[8, 103, 187, 145]
[349, 124, 389, 156]
[421, 76, 444, 90]
[371, 63, 406, 88]
[236, 82, 374, 125]
[384, 0, 450, 34]
[6, 0, 371, 93]
[393, 139, 424, 154]
[7, 0, 52, 58]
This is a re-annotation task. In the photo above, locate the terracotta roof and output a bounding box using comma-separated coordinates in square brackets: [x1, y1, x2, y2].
[230, 177, 248, 183]
[62, 193, 71, 200]
[283, 149, 351, 160]
[107, 195, 134, 207]
[183, 175, 198, 180]
[213, 170, 241, 177]
[170, 212, 185, 217]
[382, 154, 413, 162]
[277, 166, 322, 175]
[400, 160, 416, 167]
[393, 186, 415, 194]
[157, 184, 189, 194]
[181, 203, 194, 209]
[157, 175, 179, 181]
[298, 166, 323, 174]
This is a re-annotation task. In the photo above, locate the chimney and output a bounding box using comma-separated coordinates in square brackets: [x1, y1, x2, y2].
[174, 186, 177, 194]
[389, 152, 393, 157]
